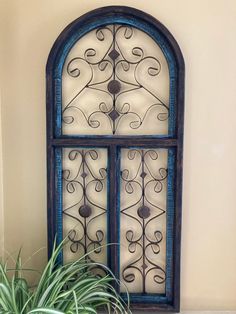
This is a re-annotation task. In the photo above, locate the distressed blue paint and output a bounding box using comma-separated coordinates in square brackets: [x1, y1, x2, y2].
[54, 15, 177, 138]
[55, 79, 62, 137]
[121, 293, 168, 304]
[59, 134, 173, 139]
[107, 147, 111, 269]
[55, 147, 63, 264]
[116, 147, 121, 286]
[166, 148, 176, 301]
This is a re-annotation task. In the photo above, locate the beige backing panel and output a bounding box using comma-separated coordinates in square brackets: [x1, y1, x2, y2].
[0, 85, 4, 260]
[62, 24, 169, 136]
[1, 0, 236, 310]
[120, 148, 167, 294]
[0, 2, 4, 260]
[63, 148, 107, 265]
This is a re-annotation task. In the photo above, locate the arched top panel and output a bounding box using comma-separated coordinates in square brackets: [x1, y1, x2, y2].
[47, 6, 184, 139]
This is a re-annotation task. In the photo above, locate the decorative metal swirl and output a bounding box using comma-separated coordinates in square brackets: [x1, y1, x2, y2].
[63, 149, 107, 263]
[121, 149, 167, 293]
[63, 24, 169, 134]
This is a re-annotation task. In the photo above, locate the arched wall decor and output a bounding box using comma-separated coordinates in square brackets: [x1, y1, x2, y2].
[46, 6, 185, 312]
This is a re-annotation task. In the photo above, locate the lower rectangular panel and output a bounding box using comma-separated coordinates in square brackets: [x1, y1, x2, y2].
[56, 146, 177, 309]
[119, 148, 175, 305]
[62, 147, 108, 266]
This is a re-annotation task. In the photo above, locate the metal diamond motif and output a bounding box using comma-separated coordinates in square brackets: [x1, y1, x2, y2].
[140, 172, 147, 179]
[109, 109, 120, 121]
[108, 49, 120, 60]
[141, 263, 148, 270]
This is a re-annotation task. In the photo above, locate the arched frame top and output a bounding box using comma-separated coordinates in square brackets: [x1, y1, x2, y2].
[46, 6, 185, 313]
[47, 6, 185, 139]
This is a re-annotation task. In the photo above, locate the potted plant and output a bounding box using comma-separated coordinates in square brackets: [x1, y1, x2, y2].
[0, 239, 131, 314]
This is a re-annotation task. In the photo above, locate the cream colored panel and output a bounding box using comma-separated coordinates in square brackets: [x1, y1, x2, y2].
[62, 148, 107, 265]
[62, 24, 169, 135]
[120, 148, 167, 293]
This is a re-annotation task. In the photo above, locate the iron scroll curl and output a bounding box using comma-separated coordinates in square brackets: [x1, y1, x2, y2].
[62, 24, 169, 135]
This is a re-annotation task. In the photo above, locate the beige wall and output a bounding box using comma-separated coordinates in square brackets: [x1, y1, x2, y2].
[1, 0, 236, 310]
[0, 71, 4, 259]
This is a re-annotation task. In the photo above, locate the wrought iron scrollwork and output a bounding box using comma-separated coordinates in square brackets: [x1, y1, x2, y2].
[63, 24, 169, 134]
[121, 149, 167, 293]
[63, 149, 107, 262]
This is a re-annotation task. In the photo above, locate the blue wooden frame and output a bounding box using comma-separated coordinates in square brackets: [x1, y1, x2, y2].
[46, 6, 185, 312]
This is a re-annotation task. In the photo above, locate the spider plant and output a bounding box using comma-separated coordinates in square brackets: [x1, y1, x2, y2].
[0, 239, 131, 314]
